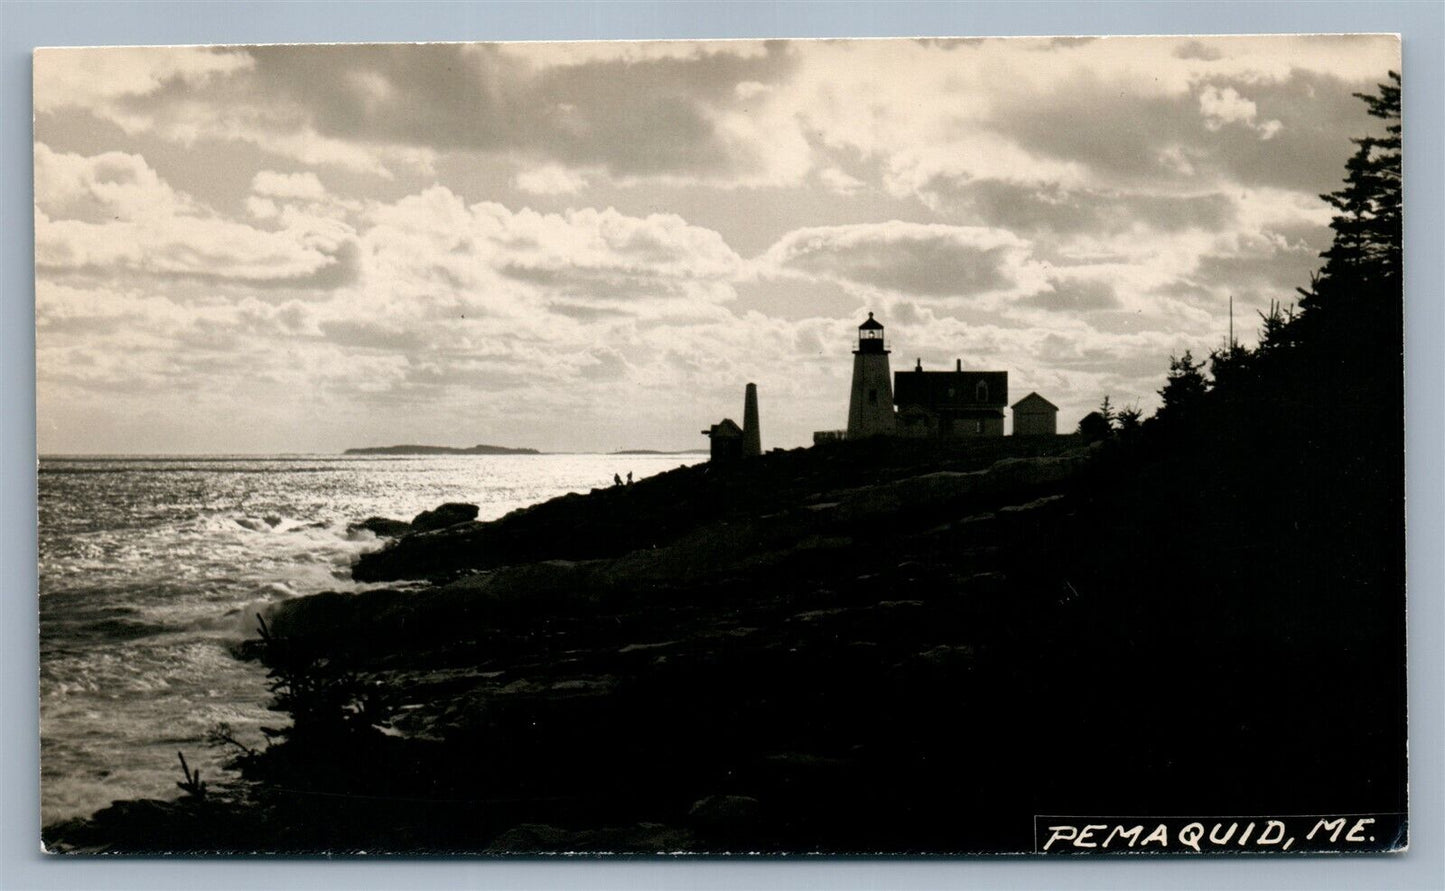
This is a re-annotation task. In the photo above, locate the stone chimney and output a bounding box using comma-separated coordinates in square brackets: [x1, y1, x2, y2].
[742, 383, 761, 457]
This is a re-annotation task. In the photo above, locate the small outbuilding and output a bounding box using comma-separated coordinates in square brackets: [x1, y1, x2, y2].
[1011, 392, 1059, 436]
[702, 418, 745, 463]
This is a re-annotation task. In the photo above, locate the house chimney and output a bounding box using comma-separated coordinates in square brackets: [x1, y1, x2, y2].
[956, 359, 962, 372]
[915, 358, 922, 372]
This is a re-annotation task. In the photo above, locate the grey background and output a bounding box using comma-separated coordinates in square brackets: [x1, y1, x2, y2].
[3, 2, 1441, 889]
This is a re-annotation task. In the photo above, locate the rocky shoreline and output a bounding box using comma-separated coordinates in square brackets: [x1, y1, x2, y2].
[46, 437, 1096, 853]
[44, 421, 1405, 854]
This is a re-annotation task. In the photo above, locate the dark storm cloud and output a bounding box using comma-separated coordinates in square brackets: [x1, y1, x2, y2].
[1017, 278, 1119, 312]
[35, 310, 146, 336]
[1028, 334, 1167, 377]
[1156, 226, 1323, 309]
[319, 318, 430, 352]
[583, 347, 630, 381]
[545, 302, 632, 322]
[1194, 69, 1384, 192]
[1268, 218, 1333, 247]
[890, 302, 923, 326]
[912, 37, 990, 52]
[1156, 278, 1216, 303]
[991, 74, 1195, 182]
[1193, 243, 1323, 295]
[768, 224, 1025, 297]
[497, 264, 694, 302]
[991, 67, 1380, 194]
[1040, 37, 1101, 50]
[1173, 41, 1224, 62]
[923, 177, 1235, 235]
[867, 239, 1017, 296]
[393, 361, 534, 393]
[191, 42, 800, 178]
[809, 237, 1014, 295]
[36, 238, 360, 295]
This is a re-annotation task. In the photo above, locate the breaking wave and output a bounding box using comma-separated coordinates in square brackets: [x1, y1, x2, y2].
[39, 452, 698, 823]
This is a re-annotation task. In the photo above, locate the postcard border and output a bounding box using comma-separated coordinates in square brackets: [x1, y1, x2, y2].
[4, 2, 1442, 889]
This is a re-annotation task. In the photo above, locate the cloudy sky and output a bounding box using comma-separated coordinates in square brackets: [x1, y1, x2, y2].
[34, 35, 1399, 454]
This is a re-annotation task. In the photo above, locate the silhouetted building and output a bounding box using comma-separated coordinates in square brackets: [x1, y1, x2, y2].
[702, 418, 744, 463]
[813, 312, 1056, 445]
[1077, 410, 1112, 441]
[894, 358, 1007, 437]
[742, 383, 761, 457]
[1011, 392, 1059, 435]
[846, 313, 896, 438]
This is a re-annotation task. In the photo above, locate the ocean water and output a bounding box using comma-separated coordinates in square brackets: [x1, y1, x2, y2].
[38, 453, 699, 825]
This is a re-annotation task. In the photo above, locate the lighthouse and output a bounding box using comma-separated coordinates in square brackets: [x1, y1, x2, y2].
[846, 312, 896, 438]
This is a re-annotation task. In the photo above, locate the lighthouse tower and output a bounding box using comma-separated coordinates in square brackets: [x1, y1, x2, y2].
[846, 312, 896, 438]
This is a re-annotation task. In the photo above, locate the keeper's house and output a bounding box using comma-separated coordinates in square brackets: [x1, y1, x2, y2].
[895, 358, 1008, 438]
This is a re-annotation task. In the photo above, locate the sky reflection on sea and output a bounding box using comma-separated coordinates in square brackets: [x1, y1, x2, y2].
[38, 453, 699, 824]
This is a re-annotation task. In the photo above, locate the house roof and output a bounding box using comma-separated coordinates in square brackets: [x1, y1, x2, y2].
[703, 418, 743, 438]
[1011, 391, 1059, 411]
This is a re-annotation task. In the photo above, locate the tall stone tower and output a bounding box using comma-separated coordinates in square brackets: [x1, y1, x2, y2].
[742, 382, 761, 457]
[846, 312, 896, 438]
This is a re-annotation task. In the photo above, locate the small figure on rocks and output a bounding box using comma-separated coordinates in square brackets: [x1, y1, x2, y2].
[614, 473, 623, 487]
[627, 471, 633, 485]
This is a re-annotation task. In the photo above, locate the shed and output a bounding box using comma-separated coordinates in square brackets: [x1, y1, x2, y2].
[702, 418, 745, 463]
[1011, 392, 1059, 436]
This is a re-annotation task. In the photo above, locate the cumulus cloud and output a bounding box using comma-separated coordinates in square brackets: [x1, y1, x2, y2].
[33, 35, 1396, 196]
[35, 145, 354, 286]
[252, 170, 327, 200]
[32, 36, 1400, 452]
[818, 167, 866, 194]
[513, 164, 590, 195]
[34, 46, 254, 113]
[1199, 85, 1282, 138]
[360, 187, 743, 317]
[116, 41, 802, 184]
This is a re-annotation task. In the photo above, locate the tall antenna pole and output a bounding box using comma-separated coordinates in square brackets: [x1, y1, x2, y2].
[1229, 295, 1235, 348]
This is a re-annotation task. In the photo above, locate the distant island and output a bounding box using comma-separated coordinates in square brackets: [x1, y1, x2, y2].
[344, 444, 541, 456]
[610, 448, 709, 455]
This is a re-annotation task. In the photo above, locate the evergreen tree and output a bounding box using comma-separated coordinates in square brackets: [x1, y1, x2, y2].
[1290, 71, 1403, 436]
[1115, 403, 1143, 437]
[1303, 71, 1402, 311]
[1098, 395, 1117, 430]
[1255, 300, 1298, 355]
[1208, 340, 1252, 394]
[1154, 351, 1209, 426]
